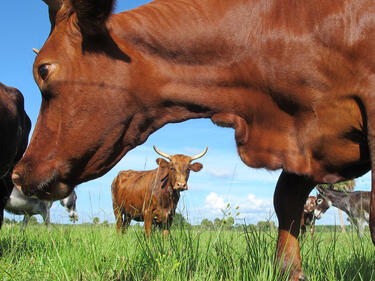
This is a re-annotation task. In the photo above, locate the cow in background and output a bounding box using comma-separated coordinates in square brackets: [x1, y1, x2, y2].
[300, 196, 316, 236]
[0, 82, 31, 228]
[112, 146, 207, 237]
[5, 188, 78, 230]
[315, 186, 370, 236]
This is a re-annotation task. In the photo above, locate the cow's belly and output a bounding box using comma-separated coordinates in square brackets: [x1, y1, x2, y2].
[212, 95, 369, 183]
[309, 133, 370, 183]
[307, 98, 369, 183]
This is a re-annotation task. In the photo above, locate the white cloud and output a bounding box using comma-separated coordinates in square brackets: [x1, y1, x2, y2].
[245, 194, 272, 211]
[208, 168, 235, 179]
[205, 192, 226, 211]
[200, 192, 274, 224]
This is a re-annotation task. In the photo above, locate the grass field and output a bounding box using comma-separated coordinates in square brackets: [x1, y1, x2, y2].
[0, 224, 374, 281]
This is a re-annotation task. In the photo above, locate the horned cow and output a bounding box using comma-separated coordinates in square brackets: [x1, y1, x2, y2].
[111, 146, 206, 237]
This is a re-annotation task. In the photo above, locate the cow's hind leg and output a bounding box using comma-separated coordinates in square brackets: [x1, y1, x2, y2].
[122, 214, 131, 234]
[113, 202, 124, 234]
[42, 203, 51, 229]
[158, 215, 172, 238]
[274, 171, 315, 281]
[144, 210, 152, 237]
[0, 174, 14, 228]
[21, 215, 30, 231]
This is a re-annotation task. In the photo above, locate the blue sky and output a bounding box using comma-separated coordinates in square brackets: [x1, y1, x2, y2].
[1, 1, 371, 226]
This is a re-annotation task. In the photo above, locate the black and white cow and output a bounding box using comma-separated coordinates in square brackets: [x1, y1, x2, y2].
[315, 186, 370, 236]
[5, 187, 78, 230]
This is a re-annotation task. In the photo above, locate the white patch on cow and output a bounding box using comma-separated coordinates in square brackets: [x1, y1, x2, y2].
[5, 187, 78, 224]
[5, 188, 49, 215]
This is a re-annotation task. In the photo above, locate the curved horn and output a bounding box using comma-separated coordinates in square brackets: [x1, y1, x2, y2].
[32, 48, 39, 54]
[153, 145, 171, 160]
[190, 147, 208, 161]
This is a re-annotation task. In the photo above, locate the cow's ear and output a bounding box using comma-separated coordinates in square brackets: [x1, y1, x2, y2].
[156, 158, 169, 168]
[190, 162, 203, 172]
[71, 0, 115, 36]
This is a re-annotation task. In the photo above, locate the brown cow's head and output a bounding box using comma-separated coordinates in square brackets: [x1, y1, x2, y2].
[12, 0, 149, 200]
[314, 186, 332, 219]
[154, 146, 207, 191]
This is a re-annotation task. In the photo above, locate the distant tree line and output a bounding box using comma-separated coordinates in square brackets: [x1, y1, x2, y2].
[4, 213, 362, 233]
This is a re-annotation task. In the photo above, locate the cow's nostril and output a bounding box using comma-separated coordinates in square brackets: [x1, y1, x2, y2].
[12, 172, 22, 187]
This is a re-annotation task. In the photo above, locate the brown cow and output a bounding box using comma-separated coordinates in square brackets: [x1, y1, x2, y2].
[0, 82, 31, 228]
[12, 1, 375, 279]
[111, 146, 206, 237]
[300, 196, 316, 237]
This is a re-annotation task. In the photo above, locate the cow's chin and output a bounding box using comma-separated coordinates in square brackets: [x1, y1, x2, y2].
[16, 181, 74, 201]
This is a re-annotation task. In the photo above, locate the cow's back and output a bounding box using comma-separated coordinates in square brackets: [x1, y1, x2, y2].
[111, 169, 161, 219]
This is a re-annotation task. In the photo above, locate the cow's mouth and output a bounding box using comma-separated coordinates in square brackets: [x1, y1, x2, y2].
[13, 173, 74, 201]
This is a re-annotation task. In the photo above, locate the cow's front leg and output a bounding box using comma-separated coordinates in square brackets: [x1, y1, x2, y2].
[144, 210, 152, 238]
[162, 215, 173, 238]
[274, 171, 315, 281]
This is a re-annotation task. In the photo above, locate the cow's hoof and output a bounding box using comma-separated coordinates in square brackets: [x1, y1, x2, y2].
[290, 271, 306, 281]
[298, 272, 306, 281]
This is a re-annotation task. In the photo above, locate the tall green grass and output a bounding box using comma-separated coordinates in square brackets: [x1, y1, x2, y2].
[0, 224, 373, 280]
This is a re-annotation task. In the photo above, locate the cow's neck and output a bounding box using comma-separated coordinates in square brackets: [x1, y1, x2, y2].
[111, 3, 312, 174]
[159, 173, 181, 206]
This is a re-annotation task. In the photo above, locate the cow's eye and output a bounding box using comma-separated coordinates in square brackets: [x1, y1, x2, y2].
[317, 199, 323, 204]
[38, 64, 51, 80]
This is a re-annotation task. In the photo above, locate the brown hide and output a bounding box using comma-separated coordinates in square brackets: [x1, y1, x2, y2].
[111, 152, 203, 236]
[0, 82, 31, 228]
[15, 0, 372, 197]
[12, 0, 375, 279]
